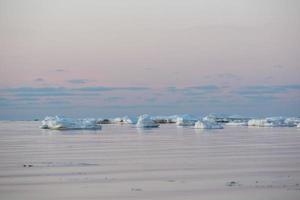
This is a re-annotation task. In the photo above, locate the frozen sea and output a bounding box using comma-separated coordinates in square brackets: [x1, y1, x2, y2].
[0, 121, 300, 200]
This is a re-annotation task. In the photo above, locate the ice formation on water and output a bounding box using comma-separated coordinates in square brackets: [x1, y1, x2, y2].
[194, 120, 224, 129]
[136, 114, 160, 128]
[284, 117, 300, 127]
[111, 116, 133, 124]
[176, 114, 198, 126]
[248, 117, 287, 127]
[40, 116, 101, 130]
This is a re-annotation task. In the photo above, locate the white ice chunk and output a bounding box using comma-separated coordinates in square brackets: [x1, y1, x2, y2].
[40, 116, 101, 130]
[136, 114, 160, 128]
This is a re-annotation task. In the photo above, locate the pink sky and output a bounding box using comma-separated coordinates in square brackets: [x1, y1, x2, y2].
[0, 0, 300, 119]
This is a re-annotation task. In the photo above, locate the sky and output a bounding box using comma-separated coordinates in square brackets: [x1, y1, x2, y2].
[0, 0, 300, 120]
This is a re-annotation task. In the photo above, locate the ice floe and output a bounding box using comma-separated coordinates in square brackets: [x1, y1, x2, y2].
[136, 114, 160, 128]
[41, 116, 101, 130]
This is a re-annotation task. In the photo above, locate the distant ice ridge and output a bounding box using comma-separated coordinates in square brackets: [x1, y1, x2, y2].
[136, 114, 160, 128]
[40, 116, 101, 130]
[176, 114, 198, 126]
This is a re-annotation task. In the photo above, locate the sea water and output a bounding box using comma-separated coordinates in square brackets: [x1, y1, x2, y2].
[0, 121, 300, 200]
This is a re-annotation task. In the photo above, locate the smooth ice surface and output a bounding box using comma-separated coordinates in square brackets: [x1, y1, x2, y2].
[136, 114, 159, 128]
[41, 116, 101, 130]
[1, 121, 300, 200]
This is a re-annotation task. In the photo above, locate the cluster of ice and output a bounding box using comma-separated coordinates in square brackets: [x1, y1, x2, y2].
[40, 114, 300, 130]
[284, 117, 300, 127]
[176, 114, 198, 126]
[41, 116, 101, 130]
[248, 117, 291, 127]
[136, 114, 160, 128]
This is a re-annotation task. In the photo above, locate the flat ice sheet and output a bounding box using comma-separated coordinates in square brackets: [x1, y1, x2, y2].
[0, 121, 300, 200]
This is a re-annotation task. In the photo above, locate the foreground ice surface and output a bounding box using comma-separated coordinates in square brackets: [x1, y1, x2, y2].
[41, 116, 101, 130]
[136, 114, 160, 128]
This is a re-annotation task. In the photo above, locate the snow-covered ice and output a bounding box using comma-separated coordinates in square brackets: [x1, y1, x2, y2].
[136, 114, 160, 128]
[40, 116, 101, 130]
